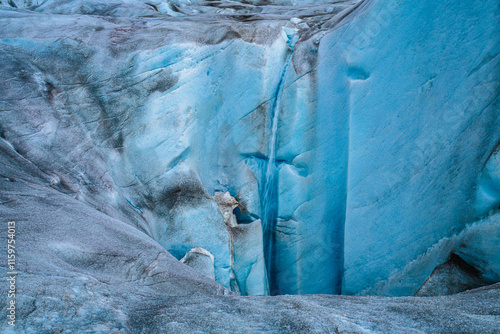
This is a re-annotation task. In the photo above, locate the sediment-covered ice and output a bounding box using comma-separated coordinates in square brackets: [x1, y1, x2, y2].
[0, 0, 499, 330]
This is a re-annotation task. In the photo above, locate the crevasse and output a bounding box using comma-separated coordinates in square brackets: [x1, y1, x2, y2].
[262, 30, 299, 295]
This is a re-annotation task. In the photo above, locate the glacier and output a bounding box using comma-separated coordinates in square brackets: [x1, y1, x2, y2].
[0, 0, 499, 331]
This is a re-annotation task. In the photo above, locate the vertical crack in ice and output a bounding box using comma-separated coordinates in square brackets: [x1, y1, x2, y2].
[261, 30, 298, 294]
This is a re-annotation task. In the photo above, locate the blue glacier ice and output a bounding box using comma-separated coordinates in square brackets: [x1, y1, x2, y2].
[0, 0, 498, 311]
[321, 0, 500, 295]
[1, 0, 500, 331]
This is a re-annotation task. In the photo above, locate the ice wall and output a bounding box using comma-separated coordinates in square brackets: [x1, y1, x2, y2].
[0, 0, 498, 297]
[316, 0, 500, 294]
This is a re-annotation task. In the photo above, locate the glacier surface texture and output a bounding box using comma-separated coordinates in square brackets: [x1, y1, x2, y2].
[0, 0, 499, 332]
